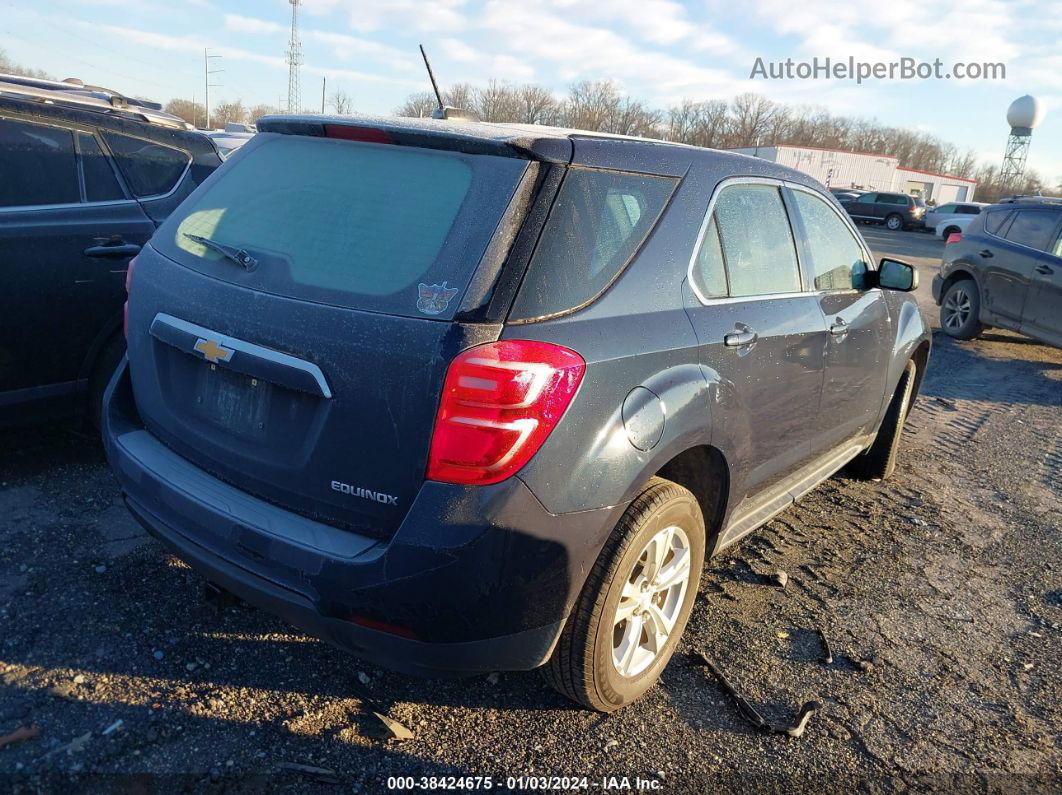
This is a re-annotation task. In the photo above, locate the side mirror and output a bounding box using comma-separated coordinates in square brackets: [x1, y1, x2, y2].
[877, 258, 919, 292]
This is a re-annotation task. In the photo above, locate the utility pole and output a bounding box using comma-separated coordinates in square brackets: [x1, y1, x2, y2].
[321, 77, 326, 114]
[286, 0, 303, 113]
[203, 48, 223, 130]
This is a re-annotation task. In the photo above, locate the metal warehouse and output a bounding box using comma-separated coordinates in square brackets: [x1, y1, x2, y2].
[730, 145, 978, 203]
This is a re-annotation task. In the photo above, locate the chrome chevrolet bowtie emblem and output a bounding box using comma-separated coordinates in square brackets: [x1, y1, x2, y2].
[194, 337, 234, 364]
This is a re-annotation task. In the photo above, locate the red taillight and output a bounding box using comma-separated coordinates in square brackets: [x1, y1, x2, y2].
[946, 232, 963, 245]
[323, 124, 393, 144]
[426, 340, 586, 486]
[123, 255, 138, 338]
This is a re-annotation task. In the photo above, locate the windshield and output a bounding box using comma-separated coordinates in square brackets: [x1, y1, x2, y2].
[157, 133, 528, 319]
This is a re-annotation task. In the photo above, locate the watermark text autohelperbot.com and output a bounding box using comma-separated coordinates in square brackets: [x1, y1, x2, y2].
[750, 56, 1005, 83]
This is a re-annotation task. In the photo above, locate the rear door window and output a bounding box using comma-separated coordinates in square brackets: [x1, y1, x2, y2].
[102, 132, 189, 197]
[1003, 210, 1061, 252]
[510, 168, 677, 320]
[77, 133, 124, 202]
[0, 118, 79, 207]
[157, 134, 529, 319]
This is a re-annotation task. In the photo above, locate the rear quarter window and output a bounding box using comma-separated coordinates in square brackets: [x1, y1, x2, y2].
[102, 132, 189, 197]
[984, 209, 1013, 236]
[509, 168, 677, 321]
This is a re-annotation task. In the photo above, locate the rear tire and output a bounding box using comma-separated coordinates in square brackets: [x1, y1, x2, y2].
[942, 225, 961, 239]
[88, 335, 125, 432]
[848, 360, 916, 481]
[885, 213, 903, 231]
[940, 278, 984, 340]
[543, 477, 705, 712]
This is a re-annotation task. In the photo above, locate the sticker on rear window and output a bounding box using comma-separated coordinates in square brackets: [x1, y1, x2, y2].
[417, 282, 459, 316]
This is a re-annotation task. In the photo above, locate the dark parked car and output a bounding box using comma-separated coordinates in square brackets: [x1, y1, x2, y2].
[841, 191, 926, 230]
[104, 115, 930, 711]
[829, 187, 864, 203]
[0, 74, 222, 428]
[933, 200, 1062, 348]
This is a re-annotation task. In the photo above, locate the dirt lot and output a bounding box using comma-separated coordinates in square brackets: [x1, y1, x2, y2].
[1, 231, 1059, 792]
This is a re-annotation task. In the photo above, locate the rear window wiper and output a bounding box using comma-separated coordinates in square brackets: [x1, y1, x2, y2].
[183, 233, 258, 272]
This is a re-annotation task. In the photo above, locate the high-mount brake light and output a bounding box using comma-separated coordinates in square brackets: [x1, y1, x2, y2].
[123, 255, 138, 338]
[323, 124, 393, 145]
[426, 340, 586, 486]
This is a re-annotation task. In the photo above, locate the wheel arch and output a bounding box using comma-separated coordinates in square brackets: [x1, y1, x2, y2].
[649, 444, 731, 555]
[937, 266, 981, 307]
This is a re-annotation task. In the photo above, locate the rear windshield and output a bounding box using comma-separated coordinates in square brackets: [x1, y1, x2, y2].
[157, 133, 528, 319]
[509, 167, 677, 321]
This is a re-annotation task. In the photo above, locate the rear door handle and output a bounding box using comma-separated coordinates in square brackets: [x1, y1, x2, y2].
[1035, 264, 1054, 275]
[979, 249, 994, 258]
[84, 243, 141, 258]
[724, 329, 757, 347]
[829, 319, 849, 336]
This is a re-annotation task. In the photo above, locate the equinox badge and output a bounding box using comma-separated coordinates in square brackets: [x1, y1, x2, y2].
[331, 480, 398, 506]
[194, 337, 234, 364]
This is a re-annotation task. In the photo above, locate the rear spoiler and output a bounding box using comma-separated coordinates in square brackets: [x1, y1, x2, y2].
[255, 116, 571, 164]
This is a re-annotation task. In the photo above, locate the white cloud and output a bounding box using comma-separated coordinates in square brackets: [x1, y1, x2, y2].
[307, 31, 416, 72]
[224, 14, 285, 35]
[478, 1, 751, 102]
[77, 21, 419, 88]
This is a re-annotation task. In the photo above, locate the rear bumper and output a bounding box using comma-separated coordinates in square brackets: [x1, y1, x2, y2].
[103, 361, 622, 675]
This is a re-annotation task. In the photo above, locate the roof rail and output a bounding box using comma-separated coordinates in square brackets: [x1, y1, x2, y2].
[0, 73, 191, 130]
[997, 194, 1062, 205]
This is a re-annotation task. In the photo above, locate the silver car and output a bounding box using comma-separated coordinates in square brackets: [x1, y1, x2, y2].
[924, 201, 988, 233]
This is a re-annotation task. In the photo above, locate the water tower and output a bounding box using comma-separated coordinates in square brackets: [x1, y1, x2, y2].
[1000, 95, 1045, 190]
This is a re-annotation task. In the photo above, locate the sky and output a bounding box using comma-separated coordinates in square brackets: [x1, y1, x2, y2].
[4, 0, 1061, 182]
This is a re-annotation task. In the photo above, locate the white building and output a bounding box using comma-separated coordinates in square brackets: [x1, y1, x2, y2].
[730, 145, 977, 203]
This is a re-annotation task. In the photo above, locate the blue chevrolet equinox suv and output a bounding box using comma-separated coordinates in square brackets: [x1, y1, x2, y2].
[104, 114, 930, 711]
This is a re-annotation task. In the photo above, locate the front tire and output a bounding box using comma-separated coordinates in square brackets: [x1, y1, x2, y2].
[940, 278, 984, 340]
[848, 360, 916, 481]
[543, 477, 705, 712]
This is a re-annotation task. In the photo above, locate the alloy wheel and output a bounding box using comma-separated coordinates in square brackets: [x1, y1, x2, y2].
[611, 525, 692, 678]
[942, 287, 971, 330]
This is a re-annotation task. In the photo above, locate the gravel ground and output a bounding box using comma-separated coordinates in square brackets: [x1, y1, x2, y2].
[1, 236, 1059, 792]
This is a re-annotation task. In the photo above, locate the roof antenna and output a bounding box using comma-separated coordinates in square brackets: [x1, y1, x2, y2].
[418, 43, 478, 121]
[419, 44, 444, 114]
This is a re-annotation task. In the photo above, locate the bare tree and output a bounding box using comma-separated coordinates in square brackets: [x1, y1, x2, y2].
[390, 80, 1062, 199]
[396, 92, 438, 118]
[329, 90, 354, 115]
[211, 100, 247, 127]
[474, 80, 522, 122]
[729, 93, 778, 148]
[444, 83, 476, 112]
[164, 98, 206, 128]
[0, 48, 52, 80]
[564, 80, 621, 132]
[248, 104, 277, 123]
[517, 84, 558, 125]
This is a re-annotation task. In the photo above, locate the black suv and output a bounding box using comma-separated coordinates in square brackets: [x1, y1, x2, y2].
[933, 199, 1062, 348]
[841, 191, 927, 231]
[0, 74, 222, 428]
[104, 115, 930, 711]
